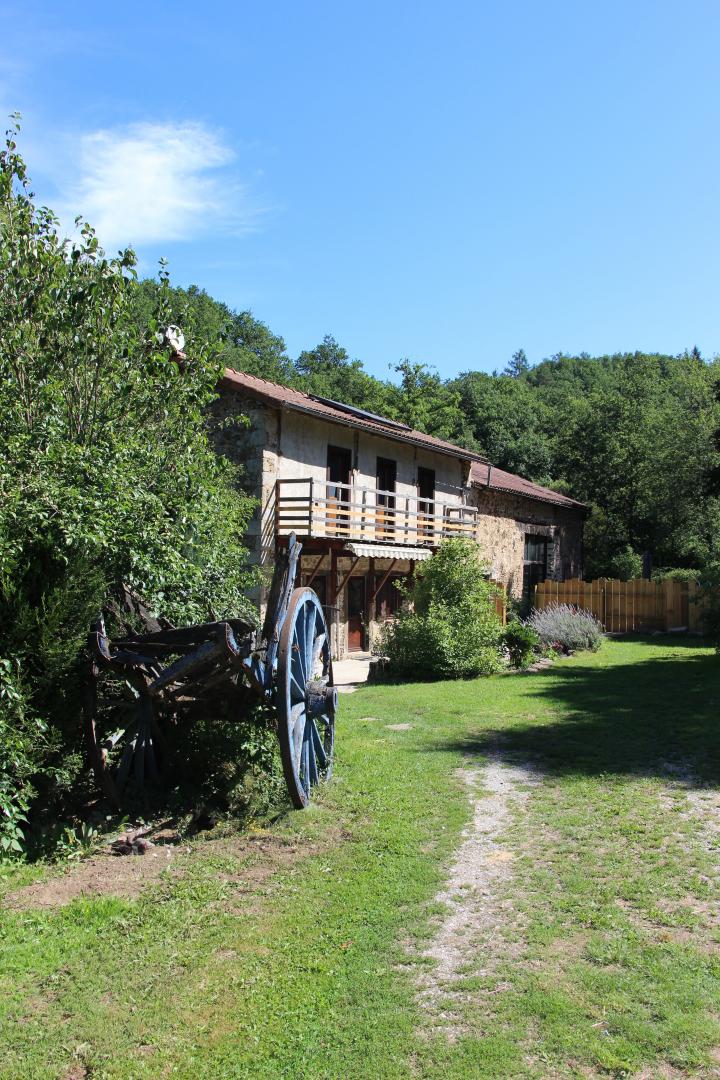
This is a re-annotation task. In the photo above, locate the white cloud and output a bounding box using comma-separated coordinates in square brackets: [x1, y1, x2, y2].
[57, 121, 256, 249]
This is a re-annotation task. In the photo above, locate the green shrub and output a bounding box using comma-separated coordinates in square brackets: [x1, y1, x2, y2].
[0, 658, 54, 857]
[379, 539, 504, 679]
[527, 603, 604, 652]
[652, 567, 699, 582]
[605, 545, 643, 581]
[502, 620, 541, 668]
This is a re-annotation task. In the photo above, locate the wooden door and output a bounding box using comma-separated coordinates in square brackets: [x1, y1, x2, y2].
[347, 576, 365, 652]
[326, 445, 352, 535]
[376, 457, 397, 539]
[417, 466, 435, 540]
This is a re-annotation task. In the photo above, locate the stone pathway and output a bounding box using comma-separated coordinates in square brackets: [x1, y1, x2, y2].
[333, 654, 371, 693]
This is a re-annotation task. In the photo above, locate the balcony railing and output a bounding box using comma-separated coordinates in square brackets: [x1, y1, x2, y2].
[275, 478, 478, 546]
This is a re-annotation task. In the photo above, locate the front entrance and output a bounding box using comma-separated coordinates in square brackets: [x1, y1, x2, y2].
[347, 576, 365, 652]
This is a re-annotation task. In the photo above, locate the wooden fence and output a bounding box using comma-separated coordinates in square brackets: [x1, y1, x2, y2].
[532, 577, 706, 633]
[492, 581, 507, 626]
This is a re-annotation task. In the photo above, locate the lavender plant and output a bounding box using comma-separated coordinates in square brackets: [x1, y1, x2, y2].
[527, 603, 604, 653]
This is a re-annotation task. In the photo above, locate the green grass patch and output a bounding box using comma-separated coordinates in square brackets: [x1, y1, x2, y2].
[1, 637, 719, 1078]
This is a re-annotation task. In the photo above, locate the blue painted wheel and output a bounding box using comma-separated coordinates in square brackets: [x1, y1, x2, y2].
[277, 588, 336, 808]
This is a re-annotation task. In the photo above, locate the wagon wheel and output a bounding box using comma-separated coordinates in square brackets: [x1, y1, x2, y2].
[84, 663, 168, 808]
[277, 588, 337, 808]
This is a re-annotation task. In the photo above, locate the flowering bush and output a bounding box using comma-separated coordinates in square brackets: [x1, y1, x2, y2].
[527, 603, 604, 653]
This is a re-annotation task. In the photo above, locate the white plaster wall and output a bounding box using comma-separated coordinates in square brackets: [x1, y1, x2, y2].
[277, 411, 468, 505]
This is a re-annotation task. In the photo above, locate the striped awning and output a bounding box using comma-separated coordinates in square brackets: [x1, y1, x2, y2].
[344, 542, 433, 561]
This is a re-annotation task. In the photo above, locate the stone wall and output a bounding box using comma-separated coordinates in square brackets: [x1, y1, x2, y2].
[472, 486, 584, 599]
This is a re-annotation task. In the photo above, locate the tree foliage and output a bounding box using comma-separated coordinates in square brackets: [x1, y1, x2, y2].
[0, 121, 258, 848]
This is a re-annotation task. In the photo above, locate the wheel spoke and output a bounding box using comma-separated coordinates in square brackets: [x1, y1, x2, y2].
[134, 726, 146, 786]
[115, 730, 138, 792]
[290, 668, 305, 702]
[298, 602, 311, 679]
[292, 708, 305, 767]
[312, 632, 326, 675]
[292, 628, 306, 685]
[304, 604, 317, 677]
[307, 730, 318, 786]
[145, 734, 159, 782]
[310, 718, 328, 770]
[300, 736, 310, 794]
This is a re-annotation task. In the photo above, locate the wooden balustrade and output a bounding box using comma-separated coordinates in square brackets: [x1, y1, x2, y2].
[275, 478, 478, 545]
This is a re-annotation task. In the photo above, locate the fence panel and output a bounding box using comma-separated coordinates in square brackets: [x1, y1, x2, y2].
[532, 577, 700, 633]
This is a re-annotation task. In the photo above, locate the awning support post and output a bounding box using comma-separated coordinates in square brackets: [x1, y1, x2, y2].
[332, 556, 361, 603]
[305, 553, 325, 590]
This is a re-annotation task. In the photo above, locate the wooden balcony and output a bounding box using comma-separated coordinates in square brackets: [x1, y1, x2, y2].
[275, 478, 478, 546]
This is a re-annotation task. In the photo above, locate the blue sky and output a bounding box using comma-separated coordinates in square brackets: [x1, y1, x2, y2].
[2, 1, 719, 379]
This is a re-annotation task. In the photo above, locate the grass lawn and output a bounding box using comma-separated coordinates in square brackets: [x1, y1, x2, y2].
[2, 636, 720, 1079]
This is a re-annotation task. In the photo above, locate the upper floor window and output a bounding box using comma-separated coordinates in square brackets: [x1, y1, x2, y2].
[417, 466, 435, 537]
[376, 457, 396, 538]
[327, 445, 351, 502]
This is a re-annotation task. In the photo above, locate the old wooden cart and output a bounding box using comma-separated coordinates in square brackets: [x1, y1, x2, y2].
[83, 535, 337, 809]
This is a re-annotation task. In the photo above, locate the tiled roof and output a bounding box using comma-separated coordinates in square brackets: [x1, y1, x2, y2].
[221, 369, 487, 462]
[471, 462, 586, 510]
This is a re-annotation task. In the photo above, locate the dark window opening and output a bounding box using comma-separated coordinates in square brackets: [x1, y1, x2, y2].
[326, 445, 352, 529]
[307, 574, 327, 606]
[376, 457, 397, 537]
[523, 534, 549, 600]
[374, 573, 406, 620]
[327, 445, 352, 497]
[417, 466, 435, 538]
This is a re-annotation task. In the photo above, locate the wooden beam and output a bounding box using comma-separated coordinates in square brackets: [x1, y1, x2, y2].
[305, 553, 326, 590]
[332, 556, 360, 602]
[366, 557, 375, 631]
[370, 559, 398, 602]
[330, 548, 338, 606]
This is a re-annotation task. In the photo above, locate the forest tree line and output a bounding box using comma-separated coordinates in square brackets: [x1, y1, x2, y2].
[137, 279, 720, 581]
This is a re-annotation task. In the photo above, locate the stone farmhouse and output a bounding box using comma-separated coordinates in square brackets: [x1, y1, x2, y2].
[214, 370, 586, 659]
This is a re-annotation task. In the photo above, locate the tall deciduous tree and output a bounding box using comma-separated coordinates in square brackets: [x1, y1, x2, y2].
[0, 120, 258, 810]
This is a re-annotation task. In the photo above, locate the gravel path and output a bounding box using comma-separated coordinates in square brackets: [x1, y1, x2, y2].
[417, 751, 538, 1034]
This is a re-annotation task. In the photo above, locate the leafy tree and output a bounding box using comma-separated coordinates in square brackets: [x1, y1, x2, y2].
[504, 348, 530, 378]
[295, 334, 396, 413]
[451, 370, 552, 476]
[389, 359, 465, 442]
[0, 120, 258, 845]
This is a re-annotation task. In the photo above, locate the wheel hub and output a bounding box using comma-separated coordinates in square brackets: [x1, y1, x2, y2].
[305, 679, 338, 718]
